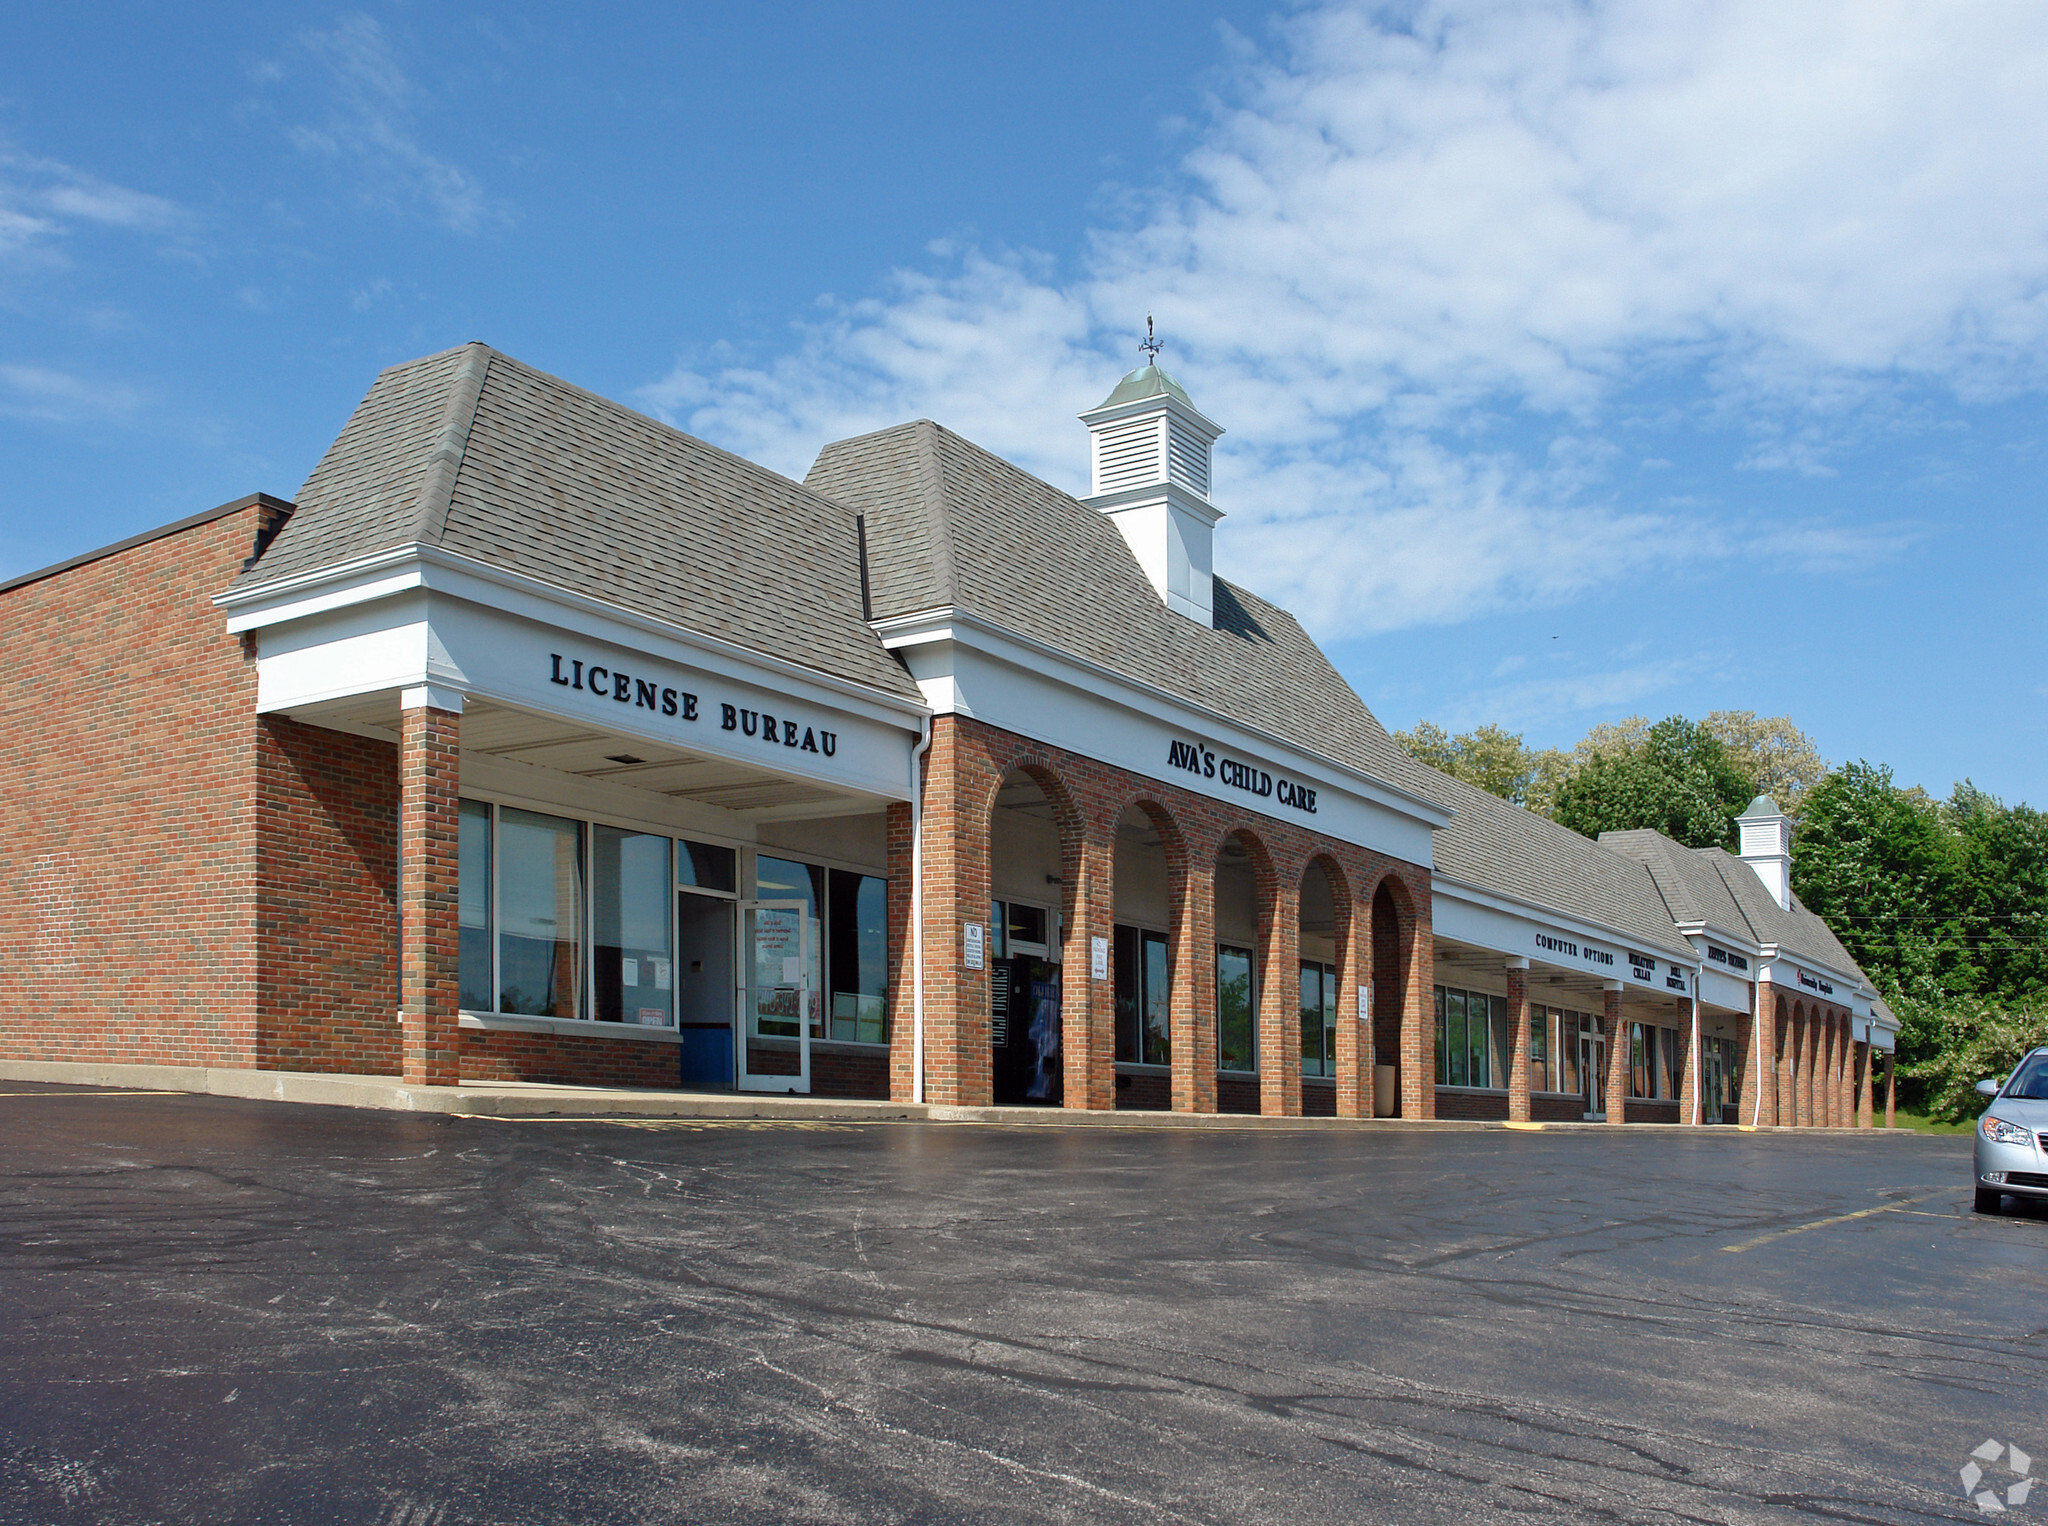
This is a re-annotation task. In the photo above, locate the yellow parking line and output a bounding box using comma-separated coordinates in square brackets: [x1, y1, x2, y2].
[1721, 1189, 1951, 1253]
[0, 1090, 176, 1097]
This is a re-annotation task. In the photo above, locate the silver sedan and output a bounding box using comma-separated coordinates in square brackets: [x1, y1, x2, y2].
[1974, 1046, 2048, 1214]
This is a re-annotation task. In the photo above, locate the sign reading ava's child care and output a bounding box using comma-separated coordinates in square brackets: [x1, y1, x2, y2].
[1164, 738, 1318, 815]
[549, 653, 840, 758]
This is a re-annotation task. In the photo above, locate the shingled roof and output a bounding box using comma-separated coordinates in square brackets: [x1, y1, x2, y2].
[233, 343, 921, 703]
[803, 418, 1437, 799]
[1600, 829, 1868, 979]
[1420, 771, 1698, 959]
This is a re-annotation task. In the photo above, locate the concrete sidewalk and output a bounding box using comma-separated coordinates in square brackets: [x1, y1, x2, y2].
[0, 1058, 1913, 1133]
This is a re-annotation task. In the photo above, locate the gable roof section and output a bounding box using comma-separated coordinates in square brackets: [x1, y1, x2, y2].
[1599, 829, 1869, 982]
[1419, 771, 1696, 959]
[1598, 828, 1756, 940]
[233, 343, 921, 703]
[804, 418, 1434, 797]
[1702, 847, 1866, 980]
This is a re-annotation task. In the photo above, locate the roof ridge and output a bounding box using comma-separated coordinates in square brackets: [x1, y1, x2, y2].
[913, 420, 960, 606]
[408, 342, 493, 547]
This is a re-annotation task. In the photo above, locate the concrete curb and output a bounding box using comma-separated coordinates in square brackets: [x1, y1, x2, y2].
[0, 1060, 1923, 1135]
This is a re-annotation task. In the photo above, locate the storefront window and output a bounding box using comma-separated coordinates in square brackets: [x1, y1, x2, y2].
[497, 807, 584, 1018]
[593, 826, 672, 1026]
[1433, 985, 1512, 1089]
[679, 839, 737, 893]
[458, 799, 492, 1012]
[1663, 1027, 1684, 1099]
[827, 868, 888, 1043]
[1631, 1023, 1651, 1098]
[1530, 1006, 1550, 1093]
[1299, 961, 1337, 1078]
[756, 856, 824, 1039]
[1114, 925, 1170, 1065]
[756, 856, 890, 1045]
[1217, 945, 1256, 1073]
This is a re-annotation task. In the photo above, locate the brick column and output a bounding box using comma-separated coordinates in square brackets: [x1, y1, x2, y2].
[1856, 1036, 1873, 1128]
[1062, 824, 1117, 1111]
[1677, 997, 1700, 1125]
[398, 691, 462, 1087]
[1745, 981, 1773, 1126]
[1776, 1002, 1796, 1126]
[1400, 896, 1435, 1121]
[1333, 894, 1370, 1119]
[1603, 985, 1629, 1123]
[1822, 1013, 1839, 1127]
[1260, 878, 1303, 1117]
[1173, 857, 1218, 1114]
[916, 717, 990, 1107]
[884, 801, 916, 1101]
[1506, 959, 1532, 1123]
[1851, 1015, 1867, 1122]
[1884, 1051, 1896, 1128]
[1798, 1010, 1819, 1126]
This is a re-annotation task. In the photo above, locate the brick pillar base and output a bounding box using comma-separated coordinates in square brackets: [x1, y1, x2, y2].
[1603, 985, 1628, 1123]
[1064, 826, 1116, 1111]
[1506, 960, 1531, 1123]
[1174, 860, 1217, 1114]
[1333, 892, 1370, 1119]
[399, 694, 461, 1087]
[1260, 880, 1302, 1117]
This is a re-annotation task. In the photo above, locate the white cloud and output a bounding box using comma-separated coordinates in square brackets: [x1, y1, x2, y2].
[290, 14, 504, 234]
[0, 363, 145, 423]
[0, 146, 188, 276]
[640, 0, 2048, 639]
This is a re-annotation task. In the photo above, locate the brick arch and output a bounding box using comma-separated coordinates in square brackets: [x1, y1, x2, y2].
[1102, 793, 1193, 1111]
[1363, 869, 1432, 1119]
[1298, 852, 1359, 1116]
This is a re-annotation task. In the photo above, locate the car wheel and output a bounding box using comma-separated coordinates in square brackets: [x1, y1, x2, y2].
[1975, 1186, 2004, 1214]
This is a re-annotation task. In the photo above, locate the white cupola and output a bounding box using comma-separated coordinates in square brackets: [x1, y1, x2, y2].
[1080, 333, 1225, 625]
[1737, 795, 1794, 910]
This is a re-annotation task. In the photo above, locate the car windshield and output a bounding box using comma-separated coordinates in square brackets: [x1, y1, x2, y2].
[2004, 1053, 2048, 1100]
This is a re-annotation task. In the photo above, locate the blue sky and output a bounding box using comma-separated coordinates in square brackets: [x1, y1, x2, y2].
[5, 3, 2046, 805]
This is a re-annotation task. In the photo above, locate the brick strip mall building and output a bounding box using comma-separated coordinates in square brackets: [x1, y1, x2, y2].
[0, 344, 1895, 1126]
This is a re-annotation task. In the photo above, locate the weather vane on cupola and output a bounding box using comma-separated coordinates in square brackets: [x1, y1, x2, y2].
[1139, 313, 1163, 364]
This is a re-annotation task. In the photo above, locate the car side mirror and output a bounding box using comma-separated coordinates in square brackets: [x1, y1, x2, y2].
[1976, 1078, 2001, 1097]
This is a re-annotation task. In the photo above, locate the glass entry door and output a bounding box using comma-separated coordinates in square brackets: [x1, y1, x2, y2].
[740, 900, 811, 1094]
[1581, 1027, 1606, 1121]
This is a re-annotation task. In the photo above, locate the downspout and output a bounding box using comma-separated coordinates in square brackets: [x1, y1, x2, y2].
[1690, 963, 1704, 1126]
[910, 713, 933, 1104]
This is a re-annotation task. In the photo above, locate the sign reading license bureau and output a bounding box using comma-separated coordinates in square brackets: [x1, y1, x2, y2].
[1165, 739, 1319, 815]
[549, 653, 841, 757]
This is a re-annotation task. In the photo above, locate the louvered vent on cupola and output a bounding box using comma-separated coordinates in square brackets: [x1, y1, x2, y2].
[1080, 356, 1225, 624]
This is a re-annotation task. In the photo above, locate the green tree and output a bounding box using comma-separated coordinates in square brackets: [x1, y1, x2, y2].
[1552, 715, 1756, 849]
[1703, 711, 1827, 818]
[1896, 991, 2048, 1122]
[1790, 761, 1969, 1000]
[1395, 721, 1547, 807]
[1945, 781, 2048, 999]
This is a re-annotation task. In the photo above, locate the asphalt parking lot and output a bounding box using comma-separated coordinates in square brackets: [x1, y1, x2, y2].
[0, 1084, 2038, 1525]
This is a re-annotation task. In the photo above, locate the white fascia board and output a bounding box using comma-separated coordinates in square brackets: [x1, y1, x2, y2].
[1698, 967, 1753, 1015]
[1085, 481, 1225, 527]
[1669, 921, 1765, 961]
[224, 544, 929, 731]
[1432, 874, 1699, 992]
[1755, 954, 1869, 1009]
[873, 605, 1454, 834]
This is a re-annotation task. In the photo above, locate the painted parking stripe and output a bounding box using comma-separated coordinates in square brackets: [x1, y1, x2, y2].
[1720, 1189, 1952, 1252]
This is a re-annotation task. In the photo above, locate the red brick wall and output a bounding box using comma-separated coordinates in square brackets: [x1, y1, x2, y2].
[254, 717, 400, 1075]
[1436, 1088, 1509, 1121]
[460, 1027, 678, 1087]
[0, 498, 287, 1067]
[912, 714, 1434, 1115]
